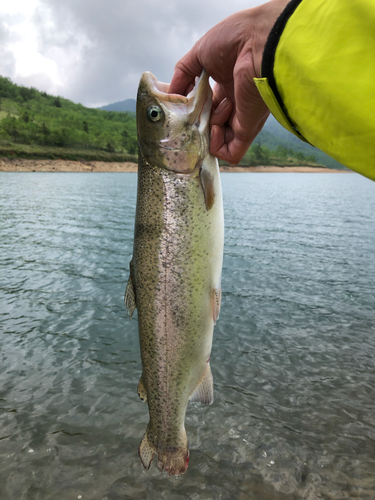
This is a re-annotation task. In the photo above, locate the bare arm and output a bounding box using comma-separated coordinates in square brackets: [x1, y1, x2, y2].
[169, 0, 290, 165]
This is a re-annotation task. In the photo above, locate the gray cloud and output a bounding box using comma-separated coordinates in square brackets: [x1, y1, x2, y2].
[3, 0, 263, 107]
[0, 18, 17, 78]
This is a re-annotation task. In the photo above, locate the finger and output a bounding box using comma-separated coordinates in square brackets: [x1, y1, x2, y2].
[210, 125, 250, 165]
[169, 46, 203, 95]
[212, 83, 222, 110]
[210, 98, 233, 127]
[210, 124, 230, 159]
[211, 52, 269, 163]
[212, 82, 233, 110]
[169, 67, 195, 96]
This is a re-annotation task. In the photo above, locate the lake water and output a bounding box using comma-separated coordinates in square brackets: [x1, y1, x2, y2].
[0, 172, 374, 500]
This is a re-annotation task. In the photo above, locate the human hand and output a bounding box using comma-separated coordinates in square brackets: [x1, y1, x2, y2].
[169, 0, 289, 165]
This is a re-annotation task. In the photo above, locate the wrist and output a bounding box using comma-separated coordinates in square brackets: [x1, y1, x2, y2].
[251, 0, 291, 77]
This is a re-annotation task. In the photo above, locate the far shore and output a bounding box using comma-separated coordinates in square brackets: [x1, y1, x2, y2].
[0, 158, 350, 174]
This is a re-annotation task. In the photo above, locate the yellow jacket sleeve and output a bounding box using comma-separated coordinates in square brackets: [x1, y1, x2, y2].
[254, 0, 375, 181]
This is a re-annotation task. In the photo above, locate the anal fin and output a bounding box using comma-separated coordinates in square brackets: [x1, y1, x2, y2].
[212, 287, 221, 325]
[124, 260, 136, 319]
[189, 364, 214, 405]
[137, 375, 147, 402]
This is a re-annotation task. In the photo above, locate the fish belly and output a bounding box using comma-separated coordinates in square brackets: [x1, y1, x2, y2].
[130, 154, 223, 475]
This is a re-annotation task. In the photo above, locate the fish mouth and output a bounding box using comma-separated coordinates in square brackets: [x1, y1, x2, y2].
[141, 69, 212, 130]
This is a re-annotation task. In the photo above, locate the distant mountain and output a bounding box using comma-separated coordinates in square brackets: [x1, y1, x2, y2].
[255, 115, 347, 170]
[98, 99, 136, 112]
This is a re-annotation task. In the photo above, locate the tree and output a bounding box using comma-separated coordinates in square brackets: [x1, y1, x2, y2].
[251, 142, 270, 164]
[275, 145, 288, 160]
[19, 86, 36, 102]
[50, 127, 71, 147]
[295, 152, 305, 161]
[253, 142, 263, 161]
[2, 116, 19, 141]
[41, 121, 50, 144]
[106, 141, 115, 152]
[127, 137, 138, 155]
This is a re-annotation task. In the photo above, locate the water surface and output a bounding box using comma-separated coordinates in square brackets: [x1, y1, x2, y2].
[0, 172, 374, 499]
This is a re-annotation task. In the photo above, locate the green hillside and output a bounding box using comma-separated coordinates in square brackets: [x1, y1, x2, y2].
[0, 75, 347, 169]
[0, 76, 137, 161]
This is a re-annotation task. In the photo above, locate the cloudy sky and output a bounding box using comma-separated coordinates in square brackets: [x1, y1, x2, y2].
[0, 0, 265, 108]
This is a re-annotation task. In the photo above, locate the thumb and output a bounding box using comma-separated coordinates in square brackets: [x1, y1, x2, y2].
[169, 44, 203, 95]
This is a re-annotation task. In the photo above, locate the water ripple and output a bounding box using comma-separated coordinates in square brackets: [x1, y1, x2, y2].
[0, 172, 375, 499]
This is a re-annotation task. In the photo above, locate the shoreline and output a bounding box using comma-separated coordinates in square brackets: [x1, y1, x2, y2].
[0, 158, 349, 173]
[219, 165, 349, 173]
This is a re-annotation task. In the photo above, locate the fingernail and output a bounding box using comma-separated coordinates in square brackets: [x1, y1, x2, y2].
[213, 98, 229, 114]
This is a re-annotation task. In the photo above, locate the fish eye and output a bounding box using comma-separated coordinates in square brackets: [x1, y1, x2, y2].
[147, 105, 163, 123]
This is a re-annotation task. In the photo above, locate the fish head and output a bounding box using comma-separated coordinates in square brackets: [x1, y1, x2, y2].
[136, 70, 212, 173]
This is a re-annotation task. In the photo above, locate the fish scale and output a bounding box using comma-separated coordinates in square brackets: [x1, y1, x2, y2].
[125, 70, 224, 475]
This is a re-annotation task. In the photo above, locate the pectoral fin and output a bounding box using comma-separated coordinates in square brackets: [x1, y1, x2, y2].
[189, 364, 214, 405]
[137, 375, 147, 402]
[200, 167, 215, 210]
[124, 260, 136, 319]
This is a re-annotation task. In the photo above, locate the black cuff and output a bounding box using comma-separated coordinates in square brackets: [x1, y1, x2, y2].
[262, 0, 304, 137]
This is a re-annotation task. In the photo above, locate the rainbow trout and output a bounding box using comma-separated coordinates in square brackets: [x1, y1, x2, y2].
[125, 70, 224, 475]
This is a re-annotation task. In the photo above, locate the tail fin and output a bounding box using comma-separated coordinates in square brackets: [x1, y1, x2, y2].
[138, 426, 189, 476]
